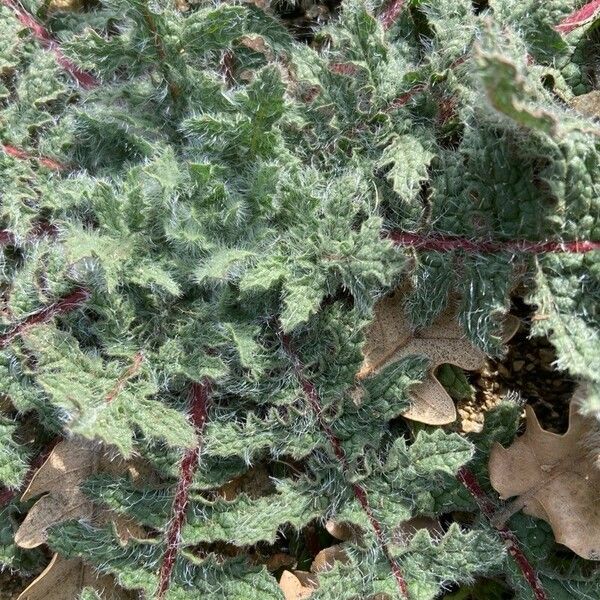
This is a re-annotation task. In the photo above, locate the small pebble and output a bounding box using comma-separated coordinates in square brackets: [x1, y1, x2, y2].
[497, 364, 510, 377]
[513, 360, 525, 372]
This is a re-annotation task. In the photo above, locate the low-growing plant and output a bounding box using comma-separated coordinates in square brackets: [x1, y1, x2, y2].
[0, 1, 599, 599]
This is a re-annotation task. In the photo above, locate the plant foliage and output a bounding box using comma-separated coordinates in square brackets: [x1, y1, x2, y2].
[0, 0, 599, 599]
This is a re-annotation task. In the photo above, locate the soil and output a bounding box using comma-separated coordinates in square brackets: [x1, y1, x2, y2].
[458, 298, 576, 434]
[0, 570, 34, 600]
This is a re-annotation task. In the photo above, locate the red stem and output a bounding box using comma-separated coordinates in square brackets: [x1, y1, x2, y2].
[0, 287, 90, 349]
[556, 0, 600, 34]
[0, 230, 15, 246]
[280, 333, 409, 599]
[380, 0, 405, 30]
[156, 380, 211, 600]
[141, 3, 180, 102]
[1, 143, 66, 170]
[388, 231, 600, 254]
[0, 222, 59, 249]
[457, 466, 548, 600]
[1, 0, 98, 88]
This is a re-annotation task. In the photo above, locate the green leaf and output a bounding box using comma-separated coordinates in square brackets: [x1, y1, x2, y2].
[195, 248, 255, 284]
[0, 419, 28, 489]
[20, 327, 197, 456]
[379, 134, 435, 203]
[183, 480, 324, 545]
[436, 364, 474, 401]
[476, 50, 557, 134]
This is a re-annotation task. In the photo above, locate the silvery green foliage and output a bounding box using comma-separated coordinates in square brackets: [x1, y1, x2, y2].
[0, 0, 599, 598]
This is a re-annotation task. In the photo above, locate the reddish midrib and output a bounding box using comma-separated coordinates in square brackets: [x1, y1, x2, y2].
[556, 0, 600, 34]
[105, 352, 144, 404]
[1, 0, 98, 88]
[457, 466, 548, 600]
[0, 287, 91, 349]
[1, 143, 66, 170]
[387, 231, 600, 254]
[281, 332, 409, 599]
[380, 0, 405, 30]
[156, 380, 211, 599]
[0, 287, 89, 504]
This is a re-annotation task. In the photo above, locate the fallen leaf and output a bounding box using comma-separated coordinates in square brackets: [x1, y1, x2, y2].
[357, 288, 519, 424]
[15, 437, 145, 549]
[218, 465, 273, 500]
[265, 552, 295, 572]
[17, 554, 134, 600]
[310, 545, 349, 573]
[279, 570, 318, 600]
[489, 387, 600, 559]
[325, 519, 363, 543]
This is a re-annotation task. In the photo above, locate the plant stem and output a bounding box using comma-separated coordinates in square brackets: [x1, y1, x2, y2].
[280, 332, 409, 599]
[2, 0, 98, 88]
[388, 231, 600, 254]
[156, 380, 211, 599]
[457, 466, 548, 600]
[0, 287, 90, 349]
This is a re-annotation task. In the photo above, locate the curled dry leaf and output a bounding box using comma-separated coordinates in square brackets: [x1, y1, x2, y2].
[279, 570, 318, 600]
[325, 519, 363, 543]
[489, 387, 600, 559]
[357, 288, 519, 424]
[15, 437, 145, 549]
[265, 552, 295, 572]
[17, 554, 135, 600]
[310, 544, 349, 573]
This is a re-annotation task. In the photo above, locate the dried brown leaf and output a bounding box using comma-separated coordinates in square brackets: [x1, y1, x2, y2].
[325, 519, 363, 542]
[217, 465, 273, 500]
[265, 552, 295, 572]
[489, 387, 600, 559]
[310, 545, 349, 573]
[279, 570, 318, 600]
[357, 289, 518, 424]
[15, 438, 144, 549]
[17, 554, 134, 600]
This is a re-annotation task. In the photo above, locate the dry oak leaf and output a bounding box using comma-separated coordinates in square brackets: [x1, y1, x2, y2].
[357, 289, 519, 424]
[17, 553, 135, 600]
[489, 389, 600, 559]
[325, 519, 363, 543]
[279, 570, 318, 600]
[310, 544, 349, 573]
[15, 437, 145, 549]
